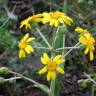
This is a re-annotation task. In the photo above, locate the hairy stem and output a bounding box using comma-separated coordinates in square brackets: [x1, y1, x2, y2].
[49, 80, 56, 96]
[9, 71, 50, 94]
[36, 28, 52, 49]
[64, 42, 80, 57]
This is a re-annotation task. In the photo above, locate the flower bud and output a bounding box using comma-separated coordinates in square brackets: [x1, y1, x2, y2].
[0, 67, 9, 75]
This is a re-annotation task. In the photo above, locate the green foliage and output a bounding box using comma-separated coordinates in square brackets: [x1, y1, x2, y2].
[0, 29, 17, 51]
[0, 77, 5, 85]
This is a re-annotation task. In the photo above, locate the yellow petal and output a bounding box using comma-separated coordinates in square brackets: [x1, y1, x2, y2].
[54, 20, 59, 27]
[43, 53, 50, 62]
[63, 18, 71, 26]
[51, 71, 56, 80]
[84, 48, 89, 55]
[47, 71, 52, 81]
[39, 67, 47, 74]
[53, 55, 65, 64]
[25, 45, 34, 54]
[79, 36, 87, 45]
[23, 33, 29, 41]
[20, 24, 23, 28]
[26, 37, 35, 43]
[56, 67, 64, 74]
[58, 18, 64, 24]
[42, 18, 50, 24]
[41, 57, 47, 64]
[26, 24, 31, 29]
[56, 59, 64, 64]
[53, 55, 62, 62]
[90, 51, 94, 61]
[19, 49, 26, 58]
[75, 27, 84, 34]
[50, 20, 55, 26]
[34, 18, 42, 22]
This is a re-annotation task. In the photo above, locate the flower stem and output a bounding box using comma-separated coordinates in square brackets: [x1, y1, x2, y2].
[56, 47, 79, 50]
[49, 80, 56, 96]
[9, 71, 50, 94]
[36, 28, 52, 49]
[4, 77, 21, 82]
[49, 27, 60, 96]
[63, 42, 80, 57]
[54, 26, 60, 44]
[33, 46, 51, 50]
[62, 34, 65, 56]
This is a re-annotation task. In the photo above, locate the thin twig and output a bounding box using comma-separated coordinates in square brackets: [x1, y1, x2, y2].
[4, 77, 21, 82]
[56, 47, 79, 50]
[84, 72, 96, 85]
[62, 34, 65, 56]
[0, 4, 17, 29]
[33, 46, 51, 50]
[9, 71, 50, 94]
[54, 26, 60, 44]
[63, 42, 80, 57]
[36, 28, 52, 49]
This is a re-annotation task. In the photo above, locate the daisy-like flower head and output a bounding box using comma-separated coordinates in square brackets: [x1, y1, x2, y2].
[42, 11, 73, 27]
[20, 16, 32, 29]
[39, 53, 65, 81]
[79, 32, 95, 61]
[19, 33, 35, 59]
[75, 27, 89, 35]
[20, 14, 43, 29]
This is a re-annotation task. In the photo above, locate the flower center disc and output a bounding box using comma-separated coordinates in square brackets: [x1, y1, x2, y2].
[20, 42, 27, 49]
[47, 61, 57, 71]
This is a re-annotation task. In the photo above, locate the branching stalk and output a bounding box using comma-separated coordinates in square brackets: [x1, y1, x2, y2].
[56, 47, 79, 50]
[49, 80, 56, 96]
[63, 42, 80, 57]
[84, 72, 96, 85]
[36, 28, 52, 49]
[5, 77, 21, 82]
[62, 34, 65, 56]
[9, 71, 50, 94]
[33, 46, 51, 50]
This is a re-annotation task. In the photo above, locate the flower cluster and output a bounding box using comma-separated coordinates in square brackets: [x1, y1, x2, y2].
[18, 11, 96, 81]
[19, 33, 65, 81]
[20, 11, 73, 29]
[75, 27, 95, 61]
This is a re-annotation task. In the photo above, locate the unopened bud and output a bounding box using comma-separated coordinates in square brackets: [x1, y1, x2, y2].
[0, 67, 9, 75]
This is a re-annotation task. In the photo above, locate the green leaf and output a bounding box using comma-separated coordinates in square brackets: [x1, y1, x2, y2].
[0, 77, 5, 85]
[63, 0, 67, 13]
[78, 44, 86, 49]
[34, 84, 50, 95]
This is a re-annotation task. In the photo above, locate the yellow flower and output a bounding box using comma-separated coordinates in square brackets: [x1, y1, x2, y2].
[75, 27, 89, 34]
[19, 33, 35, 58]
[20, 16, 32, 29]
[79, 33, 95, 61]
[39, 53, 65, 81]
[20, 14, 43, 29]
[42, 11, 73, 27]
